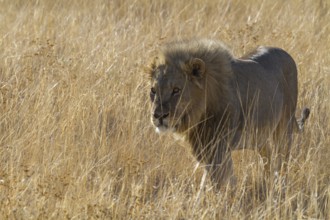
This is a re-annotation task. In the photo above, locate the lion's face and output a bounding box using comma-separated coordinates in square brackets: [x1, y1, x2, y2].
[148, 57, 206, 133]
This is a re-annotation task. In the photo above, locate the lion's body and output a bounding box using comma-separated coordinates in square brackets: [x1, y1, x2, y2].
[147, 39, 309, 187]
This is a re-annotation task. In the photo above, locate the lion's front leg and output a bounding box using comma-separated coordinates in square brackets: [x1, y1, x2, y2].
[207, 149, 236, 189]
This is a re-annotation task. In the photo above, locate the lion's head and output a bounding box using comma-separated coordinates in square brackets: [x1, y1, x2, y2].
[148, 55, 206, 133]
[147, 40, 233, 134]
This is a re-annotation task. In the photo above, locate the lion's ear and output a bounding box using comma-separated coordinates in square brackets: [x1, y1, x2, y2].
[191, 58, 205, 78]
[145, 56, 159, 79]
[189, 58, 205, 88]
[150, 56, 159, 70]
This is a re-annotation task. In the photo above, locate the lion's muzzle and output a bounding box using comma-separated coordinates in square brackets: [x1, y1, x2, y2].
[153, 110, 169, 125]
[152, 105, 171, 132]
[153, 112, 169, 121]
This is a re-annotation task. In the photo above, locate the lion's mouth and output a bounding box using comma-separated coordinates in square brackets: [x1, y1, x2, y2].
[152, 116, 168, 131]
[152, 116, 179, 133]
[152, 110, 191, 134]
[155, 125, 169, 133]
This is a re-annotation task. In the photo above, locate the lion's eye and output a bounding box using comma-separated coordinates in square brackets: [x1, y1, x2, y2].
[150, 87, 156, 95]
[172, 87, 181, 95]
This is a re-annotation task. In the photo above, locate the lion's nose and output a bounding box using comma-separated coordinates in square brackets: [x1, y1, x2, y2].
[153, 112, 169, 120]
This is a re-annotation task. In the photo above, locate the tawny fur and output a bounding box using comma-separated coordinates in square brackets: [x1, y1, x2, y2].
[147, 39, 309, 188]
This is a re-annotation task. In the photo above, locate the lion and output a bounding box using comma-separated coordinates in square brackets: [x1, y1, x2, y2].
[146, 39, 310, 188]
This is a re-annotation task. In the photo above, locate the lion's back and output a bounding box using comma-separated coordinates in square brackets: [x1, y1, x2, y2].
[248, 46, 298, 112]
[244, 46, 297, 79]
[231, 46, 298, 130]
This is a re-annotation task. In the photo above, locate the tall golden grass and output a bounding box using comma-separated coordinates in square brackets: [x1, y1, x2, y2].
[0, 0, 329, 219]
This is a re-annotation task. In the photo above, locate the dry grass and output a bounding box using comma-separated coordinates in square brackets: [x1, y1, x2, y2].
[0, 0, 329, 219]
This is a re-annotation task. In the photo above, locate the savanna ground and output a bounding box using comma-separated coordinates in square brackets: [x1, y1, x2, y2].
[0, 0, 329, 219]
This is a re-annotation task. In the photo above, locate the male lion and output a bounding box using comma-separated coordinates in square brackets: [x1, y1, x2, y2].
[146, 39, 310, 188]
